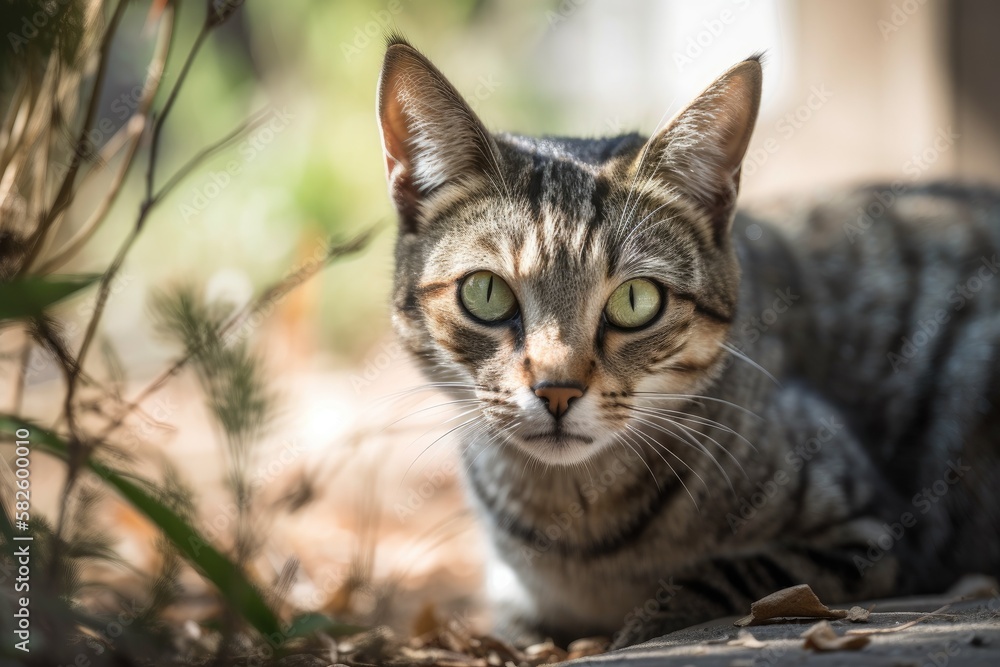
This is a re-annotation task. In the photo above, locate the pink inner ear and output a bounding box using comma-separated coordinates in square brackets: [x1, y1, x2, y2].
[714, 71, 761, 174]
[380, 79, 413, 182]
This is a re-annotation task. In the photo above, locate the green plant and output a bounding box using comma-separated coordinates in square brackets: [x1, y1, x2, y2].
[0, 1, 369, 663]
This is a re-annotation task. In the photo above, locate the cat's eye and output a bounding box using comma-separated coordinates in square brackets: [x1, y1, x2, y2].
[460, 271, 518, 323]
[605, 278, 662, 329]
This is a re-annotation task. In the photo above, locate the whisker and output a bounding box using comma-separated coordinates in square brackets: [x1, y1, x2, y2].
[636, 410, 751, 483]
[373, 382, 480, 405]
[403, 410, 483, 482]
[623, 426, 698, 510]
[720, 342, 781, 387]
[379, 398, 482, 433]
[628, 415, 736, 497]
[614, 430, 661, 492]
[631, 392, 763, 420]
[631, 405, 759, 453]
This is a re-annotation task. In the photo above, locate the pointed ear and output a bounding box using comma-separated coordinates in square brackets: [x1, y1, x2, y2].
[637, 56, 762, 241]
[377, 38, 499, 232]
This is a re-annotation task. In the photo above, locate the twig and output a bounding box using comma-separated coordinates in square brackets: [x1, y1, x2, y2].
[150, 105, 275, 208]
[20, 0, 130, 274]
[55, 2, 241, 550]
[93, 228, 378, 442]
[36, 7, 176, 275]
[11, 337, 31, 415]
[845, 605, 951, 636]
[144, 23, 211, 205]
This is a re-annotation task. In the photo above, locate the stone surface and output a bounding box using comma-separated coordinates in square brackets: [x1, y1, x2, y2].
[566, 596, 1000, 666]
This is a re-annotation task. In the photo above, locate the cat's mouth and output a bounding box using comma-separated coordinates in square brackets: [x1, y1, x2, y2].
[521, 431, 594, 445]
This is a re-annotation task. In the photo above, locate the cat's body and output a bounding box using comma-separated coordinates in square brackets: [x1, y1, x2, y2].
[377, 39, 1000, 647]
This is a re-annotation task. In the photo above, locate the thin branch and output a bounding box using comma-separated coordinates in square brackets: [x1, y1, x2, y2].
[20, 0, 130, 274]
[55, 3, 238, 549]
[11, 336, 31, 416]
[145, 23, 211, 205]
[150, 106, 274, 207]
[94, 228, 378, 442]
[36, 7, 176, 275]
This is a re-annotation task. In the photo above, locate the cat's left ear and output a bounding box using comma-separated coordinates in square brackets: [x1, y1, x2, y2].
[377, 37, 500, 232]
[637, 56, 762, 241]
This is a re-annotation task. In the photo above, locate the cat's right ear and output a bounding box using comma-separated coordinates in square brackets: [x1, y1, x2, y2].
[377, 38, 499, 232]
[635, 56, 763, 243]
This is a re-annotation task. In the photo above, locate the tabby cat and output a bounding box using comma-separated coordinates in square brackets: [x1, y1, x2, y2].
[377, 37, 1000, 647]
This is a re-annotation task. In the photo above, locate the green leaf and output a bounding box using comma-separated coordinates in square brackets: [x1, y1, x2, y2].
[0, 274, 99, 320]
[0, 416, 291, 638]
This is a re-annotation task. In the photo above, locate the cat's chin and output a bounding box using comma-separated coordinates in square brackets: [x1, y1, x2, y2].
[511, 432, 607, 466]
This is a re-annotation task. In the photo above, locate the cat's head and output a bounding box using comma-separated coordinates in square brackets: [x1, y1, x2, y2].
[378, 38, 761, 465]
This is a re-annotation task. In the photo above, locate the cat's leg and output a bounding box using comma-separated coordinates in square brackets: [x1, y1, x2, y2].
[611, 385, 907, 648]
[609, 529, 900, 647]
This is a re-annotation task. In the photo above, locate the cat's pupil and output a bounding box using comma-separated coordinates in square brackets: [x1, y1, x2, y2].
[487, 275, 494, 302]
[629, 283, 635, 311]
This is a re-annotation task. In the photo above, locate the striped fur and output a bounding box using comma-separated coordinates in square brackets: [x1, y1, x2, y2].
[379, 39, 1000, 647]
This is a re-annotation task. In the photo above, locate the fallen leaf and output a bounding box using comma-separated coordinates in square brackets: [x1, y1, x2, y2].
[412, 602, 442, 638]
[802, 621, 871, 651]
[844, 606, 871, 622]
[566, 637, 609, 659]
[399, 645, 488, 666]
[735, 584, 870, 626]
[524, 639, 568, 663]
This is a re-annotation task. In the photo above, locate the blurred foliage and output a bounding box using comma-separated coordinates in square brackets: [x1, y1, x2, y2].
[0, 274, 98, 319]
[71, 0, 572, 359]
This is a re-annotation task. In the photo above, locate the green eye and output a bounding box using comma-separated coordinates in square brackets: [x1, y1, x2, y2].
[605, 278, 662, 329]
[460, 271, 518, 322]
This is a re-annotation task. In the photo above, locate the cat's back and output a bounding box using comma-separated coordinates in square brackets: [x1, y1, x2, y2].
[753, 183, 1000, 576]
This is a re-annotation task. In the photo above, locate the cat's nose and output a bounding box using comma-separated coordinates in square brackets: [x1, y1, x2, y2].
[533, 383, 585, 418]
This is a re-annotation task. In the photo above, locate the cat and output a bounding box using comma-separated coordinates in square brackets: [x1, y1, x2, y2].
[376, 36, 1000, 648]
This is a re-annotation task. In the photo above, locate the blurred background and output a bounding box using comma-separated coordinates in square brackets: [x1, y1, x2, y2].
[4, 0, 1000, 646]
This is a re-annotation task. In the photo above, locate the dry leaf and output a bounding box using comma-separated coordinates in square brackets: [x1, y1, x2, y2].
[524, 639, 568, 663]
[475, 634, 525, 663]
[735, 584, 870, 626]
[802, 621, 871, 651]
[412, 602, 443, 638]
[844, 606, 871, 622]
[399, 645, 488, 666]
[566, 637, 609, 659]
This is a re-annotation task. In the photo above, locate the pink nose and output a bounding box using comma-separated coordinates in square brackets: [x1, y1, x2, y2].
[534, 384, 584, 418]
